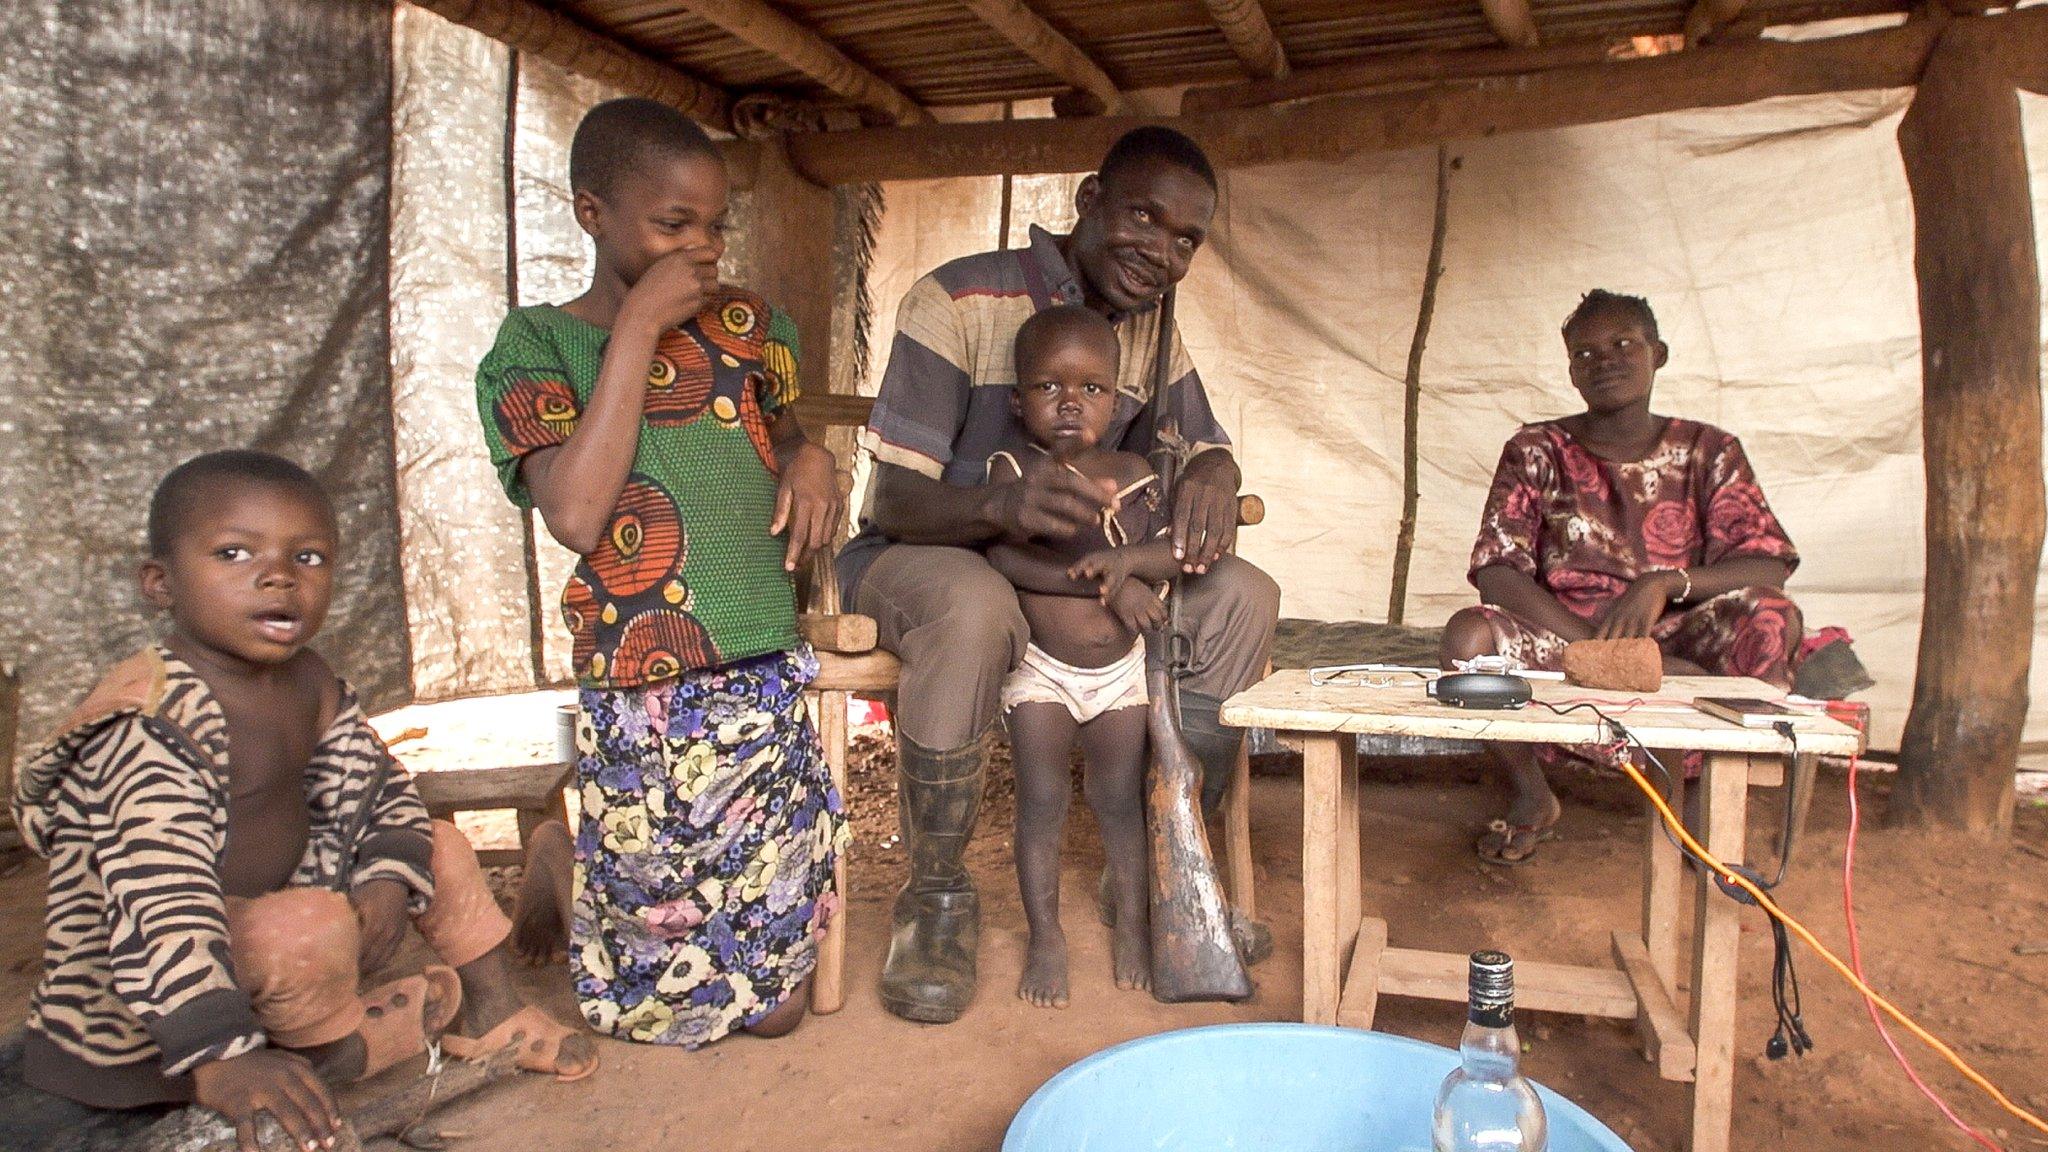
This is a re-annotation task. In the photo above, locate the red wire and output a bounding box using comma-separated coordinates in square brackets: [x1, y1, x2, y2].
[1844, 752, 2004, 1152]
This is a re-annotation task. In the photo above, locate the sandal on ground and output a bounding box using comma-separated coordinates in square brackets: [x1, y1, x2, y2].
[357, 965, 463, 1080]
[442, 1004, 598, 1082]
[1475, 799, 1563, 867]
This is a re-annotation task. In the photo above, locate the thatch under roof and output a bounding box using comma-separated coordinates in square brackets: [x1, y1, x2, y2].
[491, 0, 1922, 120]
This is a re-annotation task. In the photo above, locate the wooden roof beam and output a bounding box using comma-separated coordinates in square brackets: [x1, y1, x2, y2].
[1182, 39, 1621, 114]
[957, 0, 1127, 114]
[409, 0, 729, 127]
[1479, 0, 1542, 49]
[1684, 0, 1750, 44]
[679, 0, 932, 125]
[789, 8, 2048, 184]
[1200, 0, 1291, 80]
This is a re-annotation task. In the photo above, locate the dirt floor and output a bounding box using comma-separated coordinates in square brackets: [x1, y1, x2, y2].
[4, 718, 2047, 1152]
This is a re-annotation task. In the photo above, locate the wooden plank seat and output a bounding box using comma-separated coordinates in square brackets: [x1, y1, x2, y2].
[411, 761, 571, 868]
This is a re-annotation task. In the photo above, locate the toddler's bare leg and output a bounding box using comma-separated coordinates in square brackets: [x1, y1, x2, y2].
[1079, 706, 1151, 992]
[1010, 702, 1079, 1009]
[421, 821, 596, 1078]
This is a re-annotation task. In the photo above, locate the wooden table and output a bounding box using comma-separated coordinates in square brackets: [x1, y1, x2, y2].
[1220, 671, 1864, 1152]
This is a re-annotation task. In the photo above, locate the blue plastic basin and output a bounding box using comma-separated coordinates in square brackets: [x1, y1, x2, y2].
[1005, 1023, 1635, 1152]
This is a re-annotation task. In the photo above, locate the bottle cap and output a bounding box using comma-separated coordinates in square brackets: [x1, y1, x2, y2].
[1469, 949, 1515, 1008]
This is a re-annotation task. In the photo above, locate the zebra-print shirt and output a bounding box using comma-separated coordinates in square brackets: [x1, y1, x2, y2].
[12, 647, 435, 1107]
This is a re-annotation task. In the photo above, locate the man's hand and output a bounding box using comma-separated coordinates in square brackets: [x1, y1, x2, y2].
[191, 1048, 341, 1152]
[350, 879, 410, 976]
[987, 464, 1114, 542]
[1107, 581, 1169, 634]
[1068, 548, 1138, 603]
[620, 246, 721, 333]
[1593, 571, 1684, 640]
[771, 440, 843, 571]
[1170, 451, 1241, 574]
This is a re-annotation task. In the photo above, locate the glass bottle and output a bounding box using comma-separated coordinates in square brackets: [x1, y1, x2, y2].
[1431, 950, 1548, 1152]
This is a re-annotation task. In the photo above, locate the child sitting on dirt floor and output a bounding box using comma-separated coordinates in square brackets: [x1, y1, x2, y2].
[479, 97, 846, 1048]
[983, 304, 1182, 1009]
[12, 450, 594, 1152]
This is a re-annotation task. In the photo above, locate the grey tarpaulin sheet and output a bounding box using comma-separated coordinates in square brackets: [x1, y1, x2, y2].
[0, 0, 407, 749]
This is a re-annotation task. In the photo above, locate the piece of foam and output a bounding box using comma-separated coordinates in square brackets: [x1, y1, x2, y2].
[1562, 637, 1662, 693]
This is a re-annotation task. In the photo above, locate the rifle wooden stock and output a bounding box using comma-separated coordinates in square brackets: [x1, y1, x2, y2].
[1145, 664, 1252, 1002]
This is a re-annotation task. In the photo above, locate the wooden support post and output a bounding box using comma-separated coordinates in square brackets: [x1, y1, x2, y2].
[1199, 0, 1290, 80]
[677, 0, 931, 125]
[1336, 734, 1362, 958]
[1479, 0, 1541, 48]
[1781, 753, 1818, 860]
[1893, 21, 2044, 838]
[1301, 734, 1343, 1025]
[407, 0, 729, 127]
[745, 140, 837, 398]
[811, 689, 850, 1014]
[1641, 759, 1684, 995]
[957, 0, 1126, 114]
[1336, 916, 1388, 1029]
[1689, 753, 1749, 1152]
[1612, 930, 1696, 1082]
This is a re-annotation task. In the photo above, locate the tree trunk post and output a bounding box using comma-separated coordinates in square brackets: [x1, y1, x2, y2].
[1891, 23, 2044, 836]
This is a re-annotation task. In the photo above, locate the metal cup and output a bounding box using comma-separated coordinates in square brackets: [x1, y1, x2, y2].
[556, 703, 579, 765]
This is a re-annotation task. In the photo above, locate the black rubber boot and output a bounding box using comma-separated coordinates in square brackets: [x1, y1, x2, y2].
[1178, 692, 1245, 820]
[878, 731, 988, 1023]
[1178, 692, 1274, 966]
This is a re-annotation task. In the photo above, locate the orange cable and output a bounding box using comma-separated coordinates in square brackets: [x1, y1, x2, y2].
[1844, 753, 2003, 1150]
[1615, 755, 2048, 1138]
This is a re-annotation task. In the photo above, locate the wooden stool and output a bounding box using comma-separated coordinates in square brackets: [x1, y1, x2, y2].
[411, 761, 572, 868]
[801, 618, 899, 1016]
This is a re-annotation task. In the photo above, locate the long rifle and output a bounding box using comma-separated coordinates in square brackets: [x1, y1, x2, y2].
[1142, 289, 1251, 1003]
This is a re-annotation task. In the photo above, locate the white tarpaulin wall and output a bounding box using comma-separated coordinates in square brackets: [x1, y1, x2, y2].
[382, 8, 2048, 756]
[862, 89, 2048, 752]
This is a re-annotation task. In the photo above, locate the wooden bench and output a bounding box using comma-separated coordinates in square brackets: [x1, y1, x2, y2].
[410, 760, 571, 868]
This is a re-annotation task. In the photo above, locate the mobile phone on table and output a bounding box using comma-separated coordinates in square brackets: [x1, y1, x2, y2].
[1693, 696, 1812, 728]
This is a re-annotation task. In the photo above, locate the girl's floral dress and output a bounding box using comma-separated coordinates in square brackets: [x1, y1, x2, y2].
[570, 646, 847, 1047]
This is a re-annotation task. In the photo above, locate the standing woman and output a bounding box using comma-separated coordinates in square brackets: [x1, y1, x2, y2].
[1442, 290, 1802, 864]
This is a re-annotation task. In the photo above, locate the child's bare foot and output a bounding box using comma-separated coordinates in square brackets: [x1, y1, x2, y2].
[449, 944, 598, 1080]
[1018, 929, 1070, 1009]
[511, 820, 573, 963]
[1108, 886, 1151, 991]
